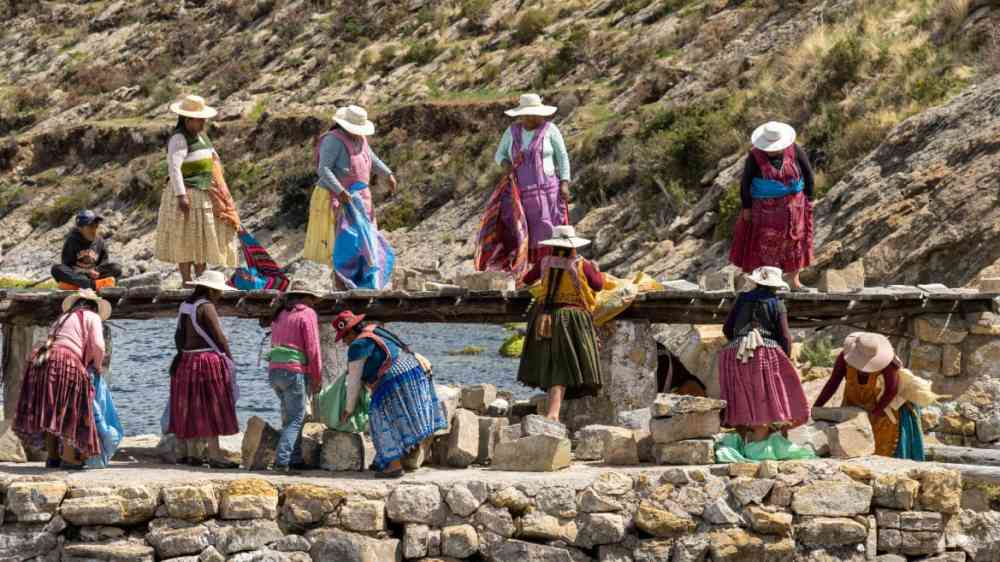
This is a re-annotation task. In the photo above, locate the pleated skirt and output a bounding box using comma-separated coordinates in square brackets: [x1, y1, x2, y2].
[155, 188, 238, 267]
[167, 351, 239, 439]
[517, 306, 603, 400]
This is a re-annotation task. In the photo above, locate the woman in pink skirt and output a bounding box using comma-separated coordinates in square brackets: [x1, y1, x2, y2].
[729, 122, 814, 290]
[15, 290, 110, 469]
[167, 270, 239, 469]
[718, 266, 809, 442]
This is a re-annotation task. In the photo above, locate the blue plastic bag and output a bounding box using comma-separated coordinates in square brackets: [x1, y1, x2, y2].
[332, 182, 395, 290]
[230, 267, 268, 291]
[85, 372, 124, 469]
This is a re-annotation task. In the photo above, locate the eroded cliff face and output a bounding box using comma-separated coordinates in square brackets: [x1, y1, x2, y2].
[0, 0, 998, 286]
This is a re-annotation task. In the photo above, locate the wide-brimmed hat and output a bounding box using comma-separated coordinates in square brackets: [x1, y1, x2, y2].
[286, 279, 324, 299]
[539, 225, 591, 249]
[504, 93, 558, 117]
[751, 121, 796, 152]
[843, 332, 896, 373]
[170, 94, 218, 119]
[333, 310, 365, 342]
[333, 105, 375, 136]
[191, 270, 230, 293]
[62, 289, 112, 321]
[746, 266, 789, 290]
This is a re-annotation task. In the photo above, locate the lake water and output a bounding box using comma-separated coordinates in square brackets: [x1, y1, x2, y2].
[105, 319, 526, 435]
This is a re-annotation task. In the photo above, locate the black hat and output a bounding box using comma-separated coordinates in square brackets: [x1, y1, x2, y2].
[76, 210, 104, 227]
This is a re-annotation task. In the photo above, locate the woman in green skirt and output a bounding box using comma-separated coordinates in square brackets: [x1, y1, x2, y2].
[518, 225, 604, 422]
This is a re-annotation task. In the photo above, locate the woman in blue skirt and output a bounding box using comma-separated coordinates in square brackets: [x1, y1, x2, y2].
[334, 311, 446, 478]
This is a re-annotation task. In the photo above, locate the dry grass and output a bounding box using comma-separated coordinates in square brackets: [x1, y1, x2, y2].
[936, 0, 972, 31]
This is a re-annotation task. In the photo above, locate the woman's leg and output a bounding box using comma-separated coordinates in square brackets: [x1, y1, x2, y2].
[787, 270, 802, 289]
[194, 264, 207, 278]
[60, 440, 81, 465]
[179, 263, 193, 284]
[546, 385, 566, 422]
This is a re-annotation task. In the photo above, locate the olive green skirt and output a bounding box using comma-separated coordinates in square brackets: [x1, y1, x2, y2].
[517, 306, 603, 399]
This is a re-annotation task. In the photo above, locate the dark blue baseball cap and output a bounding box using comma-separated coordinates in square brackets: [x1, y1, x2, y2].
[75, 210, 104, 227]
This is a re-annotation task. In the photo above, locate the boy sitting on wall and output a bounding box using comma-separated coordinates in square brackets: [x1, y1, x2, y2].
[51, 210, 123, 290]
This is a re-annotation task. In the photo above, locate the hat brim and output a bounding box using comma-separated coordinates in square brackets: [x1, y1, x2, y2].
[170, 102, 218, 119]
[505, 105, 558, 117]
[334, 117, 375, 136]
[539, 237, 591, 249]
[62, 294, 112, 321]
[843, 333, 895, 372]
[746, 276, 790, 290]
[192, 280, 231, 293]
[751, 123, 796, 152]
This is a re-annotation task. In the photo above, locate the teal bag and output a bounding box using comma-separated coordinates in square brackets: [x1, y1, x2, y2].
[715, 432, 817, 464]
[315, 374, 371, 433]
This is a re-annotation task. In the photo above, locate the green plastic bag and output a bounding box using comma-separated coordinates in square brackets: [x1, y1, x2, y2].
[715, 432, 817, 463]
[315, 374, 371, 433]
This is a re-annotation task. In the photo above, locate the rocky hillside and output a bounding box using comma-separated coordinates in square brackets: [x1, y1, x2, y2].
[0, 0, 998, 287]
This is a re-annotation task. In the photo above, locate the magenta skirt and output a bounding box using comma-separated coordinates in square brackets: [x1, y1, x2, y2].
[730, 192, 813, 274]
[14, 346, 100, 457]
[167, 351, 239, 439]
[718, 345, 810, 428]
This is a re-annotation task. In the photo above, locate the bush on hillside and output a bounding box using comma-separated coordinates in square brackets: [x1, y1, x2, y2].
[0, 182, 25, 220]
[379, 194, 419, 232]
[9, 87, 47, 114]
[214, 60, 255, 100]
[513, 9, 552, 45]
[29, 189, 92, 229]
[713, 183, 742, 241]
[461, 0, 492, 28]
[404, 40, 443, 66]
[819, 35, 865, 92]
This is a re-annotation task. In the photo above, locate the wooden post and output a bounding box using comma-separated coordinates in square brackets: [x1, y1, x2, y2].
[1, 323, 48, 421]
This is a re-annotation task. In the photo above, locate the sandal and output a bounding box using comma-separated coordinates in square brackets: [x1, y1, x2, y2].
[45, 459, 62, 469]
[61, 463, 86, 471]
[375, 468, 405, 479]
[208, 459, 239, 470]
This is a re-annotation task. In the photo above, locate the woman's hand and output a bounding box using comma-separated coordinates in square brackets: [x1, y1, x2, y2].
[338, 190, 351, 206]
[387, 175, 398, 195]
[560, 181, 572, 202]
[339, 409, 353, 424]
[740, 209, 751, 223]
[177, 194, 191, 217]
[310, 380, 322, 395]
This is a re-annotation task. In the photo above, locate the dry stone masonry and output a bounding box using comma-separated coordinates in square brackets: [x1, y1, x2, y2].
[1, 459, 994, 562]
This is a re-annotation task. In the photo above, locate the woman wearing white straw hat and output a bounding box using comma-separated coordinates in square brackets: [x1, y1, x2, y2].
[155, 94, 241, 285]
[518, 225, 604, 423]
[730, 121, 815, 291]
[166, 270, 240, 469]
[14, 290, 112, 469]
[491, 93, 572, 272]
[305, 105, 397, 285]
[814, 332, 927, 460]
[718, 266, 810, 449]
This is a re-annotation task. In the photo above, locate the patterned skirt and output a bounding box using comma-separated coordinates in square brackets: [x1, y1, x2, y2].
[518, 306, 603, 399]
[368, 356, 447, 471]
[14, 346, 100, 458]
[167, 351, 239, 440]
[155, 188, 238, 267]
[730, 192, 813, 274]
[718, 343, 810, 428]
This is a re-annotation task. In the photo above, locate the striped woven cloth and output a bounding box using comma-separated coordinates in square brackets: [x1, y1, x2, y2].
[474, 173, 530, 281]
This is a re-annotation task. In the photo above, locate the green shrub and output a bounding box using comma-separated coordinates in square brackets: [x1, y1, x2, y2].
[227, 158, 267, 195]
[534, 28, 589, 89]
[820, 35, 865, 90]
[714, 183, 742, 241]
[0, 276, 57, 289]
[29, 189, 92, 228]
[461, 0, 491, 27]
[10, 87, 48, 114]
[404, 40, 443, 66]
[249, 97, 268, 123]
[499, 334, 524, 358]
[379, 194, 419, 231]
[0, 182, 24, 219]
[800, 335, 836, 368]
[512, 9, 552, 45]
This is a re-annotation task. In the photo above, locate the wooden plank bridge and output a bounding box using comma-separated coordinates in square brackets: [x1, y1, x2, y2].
[1, 283, 997, 327]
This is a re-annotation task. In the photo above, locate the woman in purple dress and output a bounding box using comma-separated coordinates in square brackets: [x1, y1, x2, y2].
[494, 93, 572, 271]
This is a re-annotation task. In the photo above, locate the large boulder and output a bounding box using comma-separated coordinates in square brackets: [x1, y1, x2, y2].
[219, 479, 279, 520]
[321, 430, 375, 471]
[241, 416, 279, 470]
[492, 435, 572, 472]
[5, 480, 68, 523]
[309, 529, 401, 562]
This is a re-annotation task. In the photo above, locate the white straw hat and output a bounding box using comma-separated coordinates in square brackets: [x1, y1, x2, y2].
[751, 121, 796, 152]
[540, 225, 591, 249]
[62, 289, 112, 321]
[191, 270, 231, 293]
[504, 93, 558, 117]
[286, 279, 324, 299]
[843, 332, 895, 373]
[334, 105, 376, 136]
[745, 266, 789, 290]
[169, 94, 218, 119]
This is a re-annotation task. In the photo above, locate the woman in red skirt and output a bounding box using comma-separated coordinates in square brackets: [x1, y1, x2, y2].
[15, 290, 111, 469]
[718, 267, 809, 442]
[167, 270, 239, 469]
[730, 122, 814, 290]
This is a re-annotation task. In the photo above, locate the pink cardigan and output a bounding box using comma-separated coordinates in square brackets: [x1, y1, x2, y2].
[52, 310, 105, 372]
[269, 304, 322, 389]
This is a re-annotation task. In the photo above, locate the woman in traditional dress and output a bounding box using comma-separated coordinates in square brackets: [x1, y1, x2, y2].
[814, 332, 925, 460]
[518, 225, 604, 422]
[155, 95, 241, 285]
[305, 105, 397, 286]
[493, 93, 572, 272]
[265, 279, 323, 473]
[719, 266, 810, 442]
[730, 122, 814, 290]
[334, 311, 446, 478]
[168, 271, 239, 469]
[14, 290, 111, 469]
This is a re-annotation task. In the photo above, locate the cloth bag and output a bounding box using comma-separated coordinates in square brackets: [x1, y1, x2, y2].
[315, 374, 371, 433]
[714, 432, 817, 463]
[85, 371, 124, 469]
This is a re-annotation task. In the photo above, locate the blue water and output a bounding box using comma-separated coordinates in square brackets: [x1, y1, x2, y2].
[107, 319, 524, 435]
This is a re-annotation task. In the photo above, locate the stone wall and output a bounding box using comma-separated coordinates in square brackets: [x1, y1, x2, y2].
[0, 461, 996, 562]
